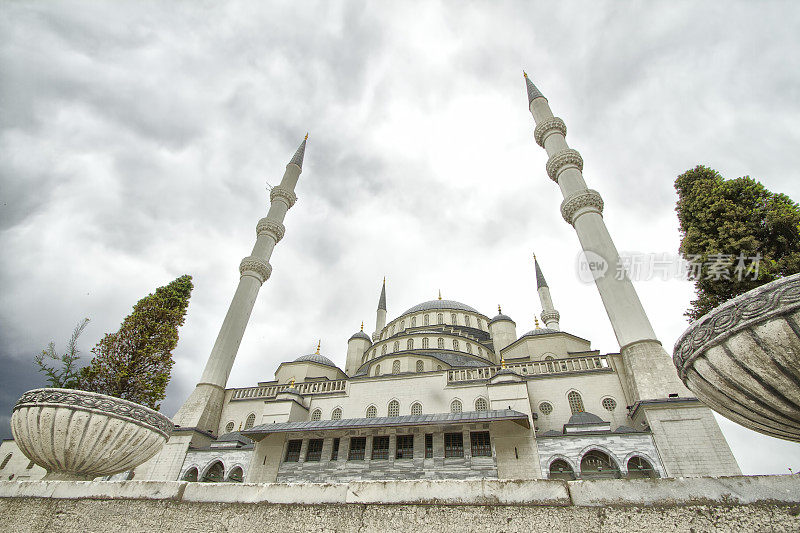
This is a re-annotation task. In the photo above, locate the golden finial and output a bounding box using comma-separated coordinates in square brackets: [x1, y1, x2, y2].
[315, 340, 321, 354]
[501, 357, 506, 369]
[523, 70, 528, 78]
[238, 422, 242, 430]
[535, 317, 541, 329]
[533, 251, 537, 261]
[304, 132, 308, 141]
[288, 378, 295, 388]
[360, 321, 364, 331]
[383, 276, 386, 284]
[498, 304, 502, 314]
[438, 289, 442, 300]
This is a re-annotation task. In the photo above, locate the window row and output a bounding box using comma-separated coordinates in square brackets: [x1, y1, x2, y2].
[284, 432, 492, 463]
[182, 462, 244, 483]
[370, 338, 485, 360]
[380, 314, 487, 340]
[308, 397, 488, 422]
[224, 413, 257, 434]
[372, 359, 444, 376]
[549, 452, 659, 480]
[537, 392, 618, 417]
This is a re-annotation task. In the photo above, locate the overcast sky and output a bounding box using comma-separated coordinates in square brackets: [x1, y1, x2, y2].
[2, 1, 800, 474]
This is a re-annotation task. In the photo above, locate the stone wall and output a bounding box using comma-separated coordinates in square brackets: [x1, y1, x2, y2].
[1, 476, 799, 532]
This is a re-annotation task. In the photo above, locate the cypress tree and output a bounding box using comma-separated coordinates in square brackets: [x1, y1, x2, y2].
[80, 275, 194, 409]
[675, 165, 800, 320]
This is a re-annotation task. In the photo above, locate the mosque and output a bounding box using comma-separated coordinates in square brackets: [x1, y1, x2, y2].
[1, 75, 742, 484]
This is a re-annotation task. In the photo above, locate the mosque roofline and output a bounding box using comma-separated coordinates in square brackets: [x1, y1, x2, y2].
[499, 330, 592, 354]
[242, 409, 530, 438]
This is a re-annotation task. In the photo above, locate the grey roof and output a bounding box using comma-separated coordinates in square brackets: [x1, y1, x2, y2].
[353, 350, 492, 376]
[378, 280, 386, 311]
[215, 431, 252, 445]
[534, 257, 548, 288]
[293, 353, 338, 367]
[525, 74, 545, 103]
[489, 314, 514, 325]
[289, 136, 307, 169]
[242, 409, 530, 436]
[566, 411, 605, 425]
[539, 430, 562, 437]
[614, 425, 638, 434]
[401, 299, 481, 316]
[349, 331, 372, 342]
[520, 328, 559, 338]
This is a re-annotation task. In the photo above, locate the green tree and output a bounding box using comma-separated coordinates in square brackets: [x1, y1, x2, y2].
[34, 318, 90, 388]
[79, 275, 193, 409]
[675, 165, 800, 320]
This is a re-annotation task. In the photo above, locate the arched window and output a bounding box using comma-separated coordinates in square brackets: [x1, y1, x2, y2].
[567, 391, 585, 414]
[452, 339, 459, 351]
[366, 405, 377, 418]
[545, 356, 555, 372]
[477, 319, 483, 329]
[393, 341, 399, 352]
[437, 313, 443, 324]
[407, 338, 414, 350]
[450, 313, 457, 324]
[437, 338, 444, 349]
[202, 461, 225, 482]
[388, 400, 400, 417]
[311, 409, 322, 421]
[581, 450, 620, 480]
[475, 397, 488, 411]
[391, 325, 396, 335]
[332, 407, 342, 420]
[381, 344, 387, 355]
[411, 402, 422, 415]
[539, 402, 553, 415]
[183, 467, 199, 482]
[228, 466, 244, 483]
[244, 413, 256, 430]
[464, 315, 471, 327]
[478, 347, 483, 357]
[375, 364, 381, 376]
[424, 314, 430, 326]
[627, 456, 658, 479]
[466, 343, 472, 354]
[400, 321, 404, 330]
[422, 337, 429, 349]
[602, 397, 617, 411]
[225, 421, 235, 434]
[1, 454, 12, 469]
[450, 399, 462, 413]
[416, 360, 424, 372]
[392, 360, 401, 374]
[549, 460, 575, 481]
[411, 317, 417, 327]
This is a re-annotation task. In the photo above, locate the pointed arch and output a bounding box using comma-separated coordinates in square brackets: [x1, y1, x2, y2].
[366, 405, 377, 418]
[331, 407, 342, 420]
[450, 398, 463, 413]
[227, 466, 244, 483]
[311, 409, 322, 421]
[415, 360, 424, 372]
[392, 360, 401, 374]
[183, 467, 199, 482]
[474, 397, 488, 411]
[388, 399, 400, 417]
[410, 401, 423, 416]
[244, 413, 256, 429]
[201, 461, 224, 482]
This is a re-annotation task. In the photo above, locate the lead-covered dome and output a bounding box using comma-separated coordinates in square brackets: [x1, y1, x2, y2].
[293, 353, 338, 367]
[520, 328, 558, 338]
[401, 299, 482, 316]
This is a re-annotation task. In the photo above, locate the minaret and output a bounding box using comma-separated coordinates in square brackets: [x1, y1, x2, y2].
[172, 135, 308, 432]
[534, 254, 560, 330]
[372, 278, 387, 341]
[523, 74, 740, 477]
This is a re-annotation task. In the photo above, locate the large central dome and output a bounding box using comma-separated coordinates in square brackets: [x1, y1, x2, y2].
[401, 299, 482, 316]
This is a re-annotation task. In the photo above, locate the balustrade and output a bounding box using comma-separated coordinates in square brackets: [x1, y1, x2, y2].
[447, 355, 609, 383]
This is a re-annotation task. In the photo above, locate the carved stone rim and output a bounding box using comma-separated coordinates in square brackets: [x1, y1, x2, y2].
[14, 387, 174, 438]
[534, 117, 566, 147]
[673, 273, 800, 374]
[560, 189, 603, 225]
[546, 149, 583, 182]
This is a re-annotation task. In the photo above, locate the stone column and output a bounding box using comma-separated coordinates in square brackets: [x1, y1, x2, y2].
[524, 75, 740, 476]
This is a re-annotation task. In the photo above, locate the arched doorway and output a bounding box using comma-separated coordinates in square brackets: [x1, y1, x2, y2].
[228, 466, 244, 483]
[201, 461, 224, 482]
[580, 450, 620, 479]
[548, 459, 576, 480]
[183, 467, 198, 482]
[627, 456, 658, 479]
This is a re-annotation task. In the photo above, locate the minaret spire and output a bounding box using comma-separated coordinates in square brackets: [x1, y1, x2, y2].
[373, 278, 387, 341]
[169, 134, 308, 438]
[523, 71, 544, 104]
[533, 254, 560, 330]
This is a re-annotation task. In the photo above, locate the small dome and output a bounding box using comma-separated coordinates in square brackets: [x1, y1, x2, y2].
[489, 313, 515, 325]
[566, 411, 604, 425]
[520, 328, 558, 338]
[401, 299, 481, 316]
[293, 353, 338, 367]
[349, 331, 372, 342]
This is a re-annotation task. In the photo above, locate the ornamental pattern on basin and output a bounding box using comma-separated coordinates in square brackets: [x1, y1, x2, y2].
[14, 388, 173, 437]
[673, 273, 800, 370]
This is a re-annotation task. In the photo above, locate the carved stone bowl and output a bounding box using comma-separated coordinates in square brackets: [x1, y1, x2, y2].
[673, 273, 800, 442]
[11, 388, 173, 480]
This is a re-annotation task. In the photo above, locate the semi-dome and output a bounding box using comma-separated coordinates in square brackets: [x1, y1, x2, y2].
[520, 328, 558, 338]
[293, 353, 338, 367]
[566, 411, 604, 425]
[401, 299, 482, 316]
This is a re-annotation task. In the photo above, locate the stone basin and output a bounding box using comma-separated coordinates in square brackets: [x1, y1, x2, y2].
[673, 273, 800, 442]
[11, 388, 173, 480]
